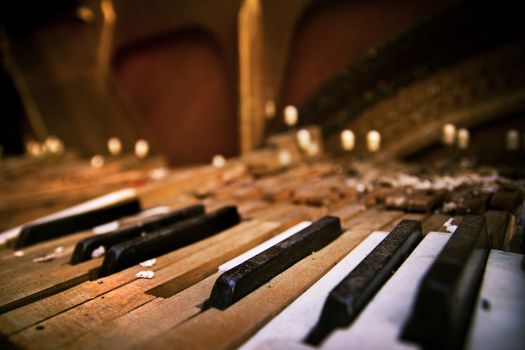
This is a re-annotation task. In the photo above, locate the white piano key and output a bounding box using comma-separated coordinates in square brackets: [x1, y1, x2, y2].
[466, 250, 525, 350]
[218, 221, 312, 272]
[0, 188, 138, 244]
[240, 231, 389, 350]
[322, 231, 452, 350]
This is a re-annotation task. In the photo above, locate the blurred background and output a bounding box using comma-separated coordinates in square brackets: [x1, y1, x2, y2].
[0, 0, 524, 166]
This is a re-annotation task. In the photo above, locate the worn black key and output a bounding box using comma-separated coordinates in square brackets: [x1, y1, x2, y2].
[206, 216, 343, 310]
[304, 220, 422, 345]
[98, 206, 240, 277]
[401, 215, 491, 350]
[14, 198, 141, 249]
[70, 204, 205, 264]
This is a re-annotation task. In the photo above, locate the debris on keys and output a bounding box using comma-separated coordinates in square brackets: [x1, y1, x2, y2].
[443, 218, 458, 233]
[140, 258, 157, 267]
[91, 245, 106, 259]
[33, 246, 67, 263]
[33, 254, 57, 263]
[136, 270, 155, 279]
[53, 246, 65, 254]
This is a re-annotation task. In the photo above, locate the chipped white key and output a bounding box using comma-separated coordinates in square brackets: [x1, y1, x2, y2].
[240, 231, 389, 350]
[466, 250, 525, 350]
[322, 231, 451, 350]
[92, 205, 171, 235]
[219, 221, 311, 272]
[0, 188, 137, 244]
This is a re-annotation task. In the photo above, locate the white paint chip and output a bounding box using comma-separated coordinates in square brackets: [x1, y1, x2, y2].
[93, 221, 120, 235]
[91, 246, 106, 259]
[443, 218, 458, 233]
[137, 206, 171, 218]
[13, 250, 24, 257]
[53, 246, 65, 254]
[33, 254, 57, 263]
[140, 258, 157, 267]
[136, 270, 155, 279]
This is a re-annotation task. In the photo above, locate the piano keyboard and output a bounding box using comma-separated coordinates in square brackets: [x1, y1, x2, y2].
[0, 154, 523, 350]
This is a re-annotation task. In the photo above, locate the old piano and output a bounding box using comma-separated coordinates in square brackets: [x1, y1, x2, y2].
[0, 0, 524, 349]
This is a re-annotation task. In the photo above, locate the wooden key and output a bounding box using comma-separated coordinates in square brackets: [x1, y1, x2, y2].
[4, 221, 283, 350]
[14, 198, 142, 249]
[305, 220, 423, 345]
[443, 188, 491, 215]
[206, 216, 343, 310]
[484, 210, 510, 250]
[489, 190, 523, 215]
[144, 211, 404, 350]
[421, 213, 451, 235]
[384, 189, 409, 211]
[401, 215, 491, 350]
[407, 190, 444, 213]
[63, 212, 403, 350]
[99, 206, 240, 276]
[70, 204, 205, 264]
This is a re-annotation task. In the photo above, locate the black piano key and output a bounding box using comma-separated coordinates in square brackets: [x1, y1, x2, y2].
[304, 220, 423, 345]
[98, 206, 240, 277]
[14, 198, 142, 249]
[70, 204, 205, 264]
[401, 215, 491, 350]
[206, 216, 343, 311]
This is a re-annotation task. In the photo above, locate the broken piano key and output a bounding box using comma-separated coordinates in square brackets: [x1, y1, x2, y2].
[407, 190, 444, 213]
[14, 198, 142, 249]
[401, 215, 491, 350]
[70, 204, 205, 264]
[305, 220, 423, 345]
[98, 205, 240, 277]
[206, 216, 343, 310]
[489, 189, 524, 215]
[483, 210, 510, 250]
[443, 187, 491, 215]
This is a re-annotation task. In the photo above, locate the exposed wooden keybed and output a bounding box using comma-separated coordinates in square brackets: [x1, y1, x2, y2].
[0, 146, 523, 350]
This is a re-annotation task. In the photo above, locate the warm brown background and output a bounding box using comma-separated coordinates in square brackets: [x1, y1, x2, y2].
[2, 0, 524, 166]
[281, 0, 449, 107]
[114, 29, 237, 164]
